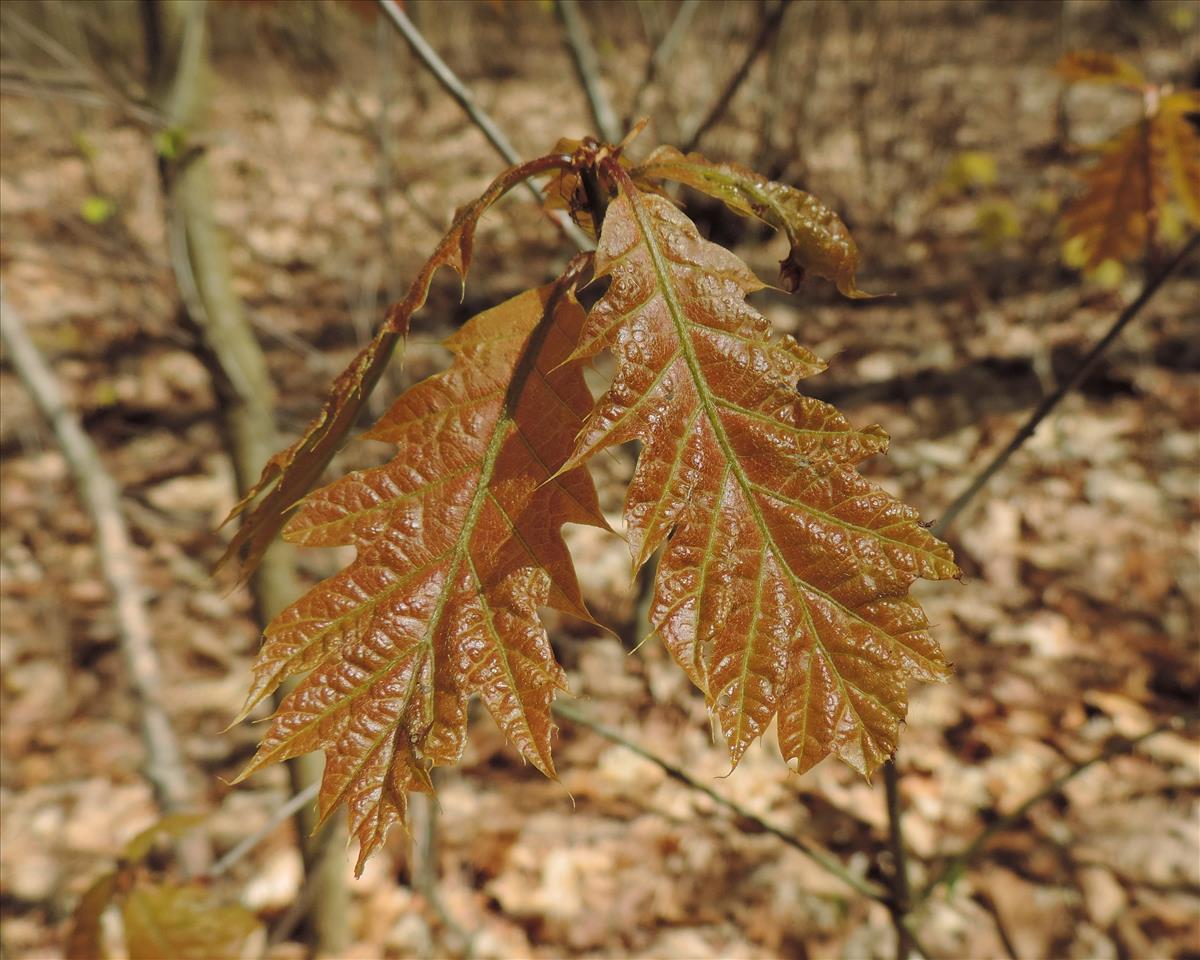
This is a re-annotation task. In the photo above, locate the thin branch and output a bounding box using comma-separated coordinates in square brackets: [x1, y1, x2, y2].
[883, 760, 916, 960]
[557, 0, 621, 144]
[625, 0, 700, 131]
[917, 720, 1185, 902]
[682, 0, 791, 153]
[932, 232, 1199, 538]
[374, 0, 592, 251]
[0, 292, 201, 851]
[552, 700, 888, 903]
[209, 782, 320, 879]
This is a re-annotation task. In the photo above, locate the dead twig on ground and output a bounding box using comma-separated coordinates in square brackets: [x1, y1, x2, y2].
[557, 0, 621, 144]
[0, 290, 205, 873]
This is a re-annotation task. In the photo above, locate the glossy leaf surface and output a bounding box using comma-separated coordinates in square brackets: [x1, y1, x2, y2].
[633, 146, 874, 297]
[236, 267, 604, 872]
[566, 178, 959, 777]
[218, 154, 569, 579]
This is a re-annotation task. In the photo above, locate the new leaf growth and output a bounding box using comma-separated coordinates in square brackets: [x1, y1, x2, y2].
[223, 135, 959, 872]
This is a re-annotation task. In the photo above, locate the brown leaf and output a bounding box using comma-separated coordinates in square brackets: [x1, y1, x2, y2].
[1062, 119, 1166, 269]
[122, 882, 259, 960]
[1055, 51, 1146, 89]
[234, 262, 606, 873]
[218, 154, 571, 580]
[566, 173, 958, 777]
[1158, 95, 1200, 224]
[632, 146, 875, 298]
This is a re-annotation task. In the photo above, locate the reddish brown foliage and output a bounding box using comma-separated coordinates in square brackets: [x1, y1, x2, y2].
[227, 139, 957, 869]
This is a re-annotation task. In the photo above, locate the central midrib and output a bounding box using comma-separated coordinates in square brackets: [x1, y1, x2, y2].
[621, 191, 886, 753]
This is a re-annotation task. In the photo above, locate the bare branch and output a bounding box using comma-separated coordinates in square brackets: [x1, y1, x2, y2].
[209, 782, 320, 879]
[374, 0, 592, 252]
[557, 0, 621, 144]
[625, 0, 700, 132]
[0, 293, 197, 826]
[932, 232, 1199, 538]
[682, 0, 791, 153]
[552, 700, 888, 903]
[883, 761, 917, 960]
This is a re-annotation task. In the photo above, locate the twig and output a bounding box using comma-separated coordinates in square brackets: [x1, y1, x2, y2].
[0, 292, 202, 862]
[374, 0, 592, 252]
[552, 700, 888, 903]
[557, 0, 621, 144]
[932, 232, 1199, 538]
[883, 760, 916, 960]
[209, 782, 321, 879]
[681, 0, 791, 153]
[917, 721, 1183, 903]
[625, 0, 700, 132]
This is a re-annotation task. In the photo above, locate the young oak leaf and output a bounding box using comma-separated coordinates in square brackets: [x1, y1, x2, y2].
[234, 265, 605, 873]
[217, 154, 570, 581]
[1058, 54, 1200, 270]
[1054, 50, 1146, 89]
[632, 145, 874, 297]
[565, 173, 959, 777]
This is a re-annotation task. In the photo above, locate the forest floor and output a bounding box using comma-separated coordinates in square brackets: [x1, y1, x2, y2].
[1, 2, 1198, 958]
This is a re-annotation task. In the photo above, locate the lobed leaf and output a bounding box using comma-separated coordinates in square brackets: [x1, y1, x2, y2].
[235, 263, 605, 873]
[566, 173, 958, 777]
[633, 146, 875, 298]
[1055, 51, 1146, 89]
[217, 154, 570, 580]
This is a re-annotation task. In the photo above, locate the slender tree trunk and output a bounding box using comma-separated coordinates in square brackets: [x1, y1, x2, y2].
[140, 2, 350, 954]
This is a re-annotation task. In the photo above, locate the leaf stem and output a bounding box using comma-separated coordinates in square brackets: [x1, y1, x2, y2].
[932, 232, 1198, 538]
[552, 700, 890, 904]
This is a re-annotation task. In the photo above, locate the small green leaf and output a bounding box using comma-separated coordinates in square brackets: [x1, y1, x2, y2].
[154, 128, 187, 161]
[81, 196, 117, 225]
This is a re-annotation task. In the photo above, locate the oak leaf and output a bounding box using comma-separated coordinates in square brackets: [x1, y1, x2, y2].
[1058, 54, 1200, 270]
[217, 155, 569, 580]
[633, 145, 874, 297]
[1055, 51, 1146, 89]
[234, 264, 605, 873]
[564, 172, 958, 776]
